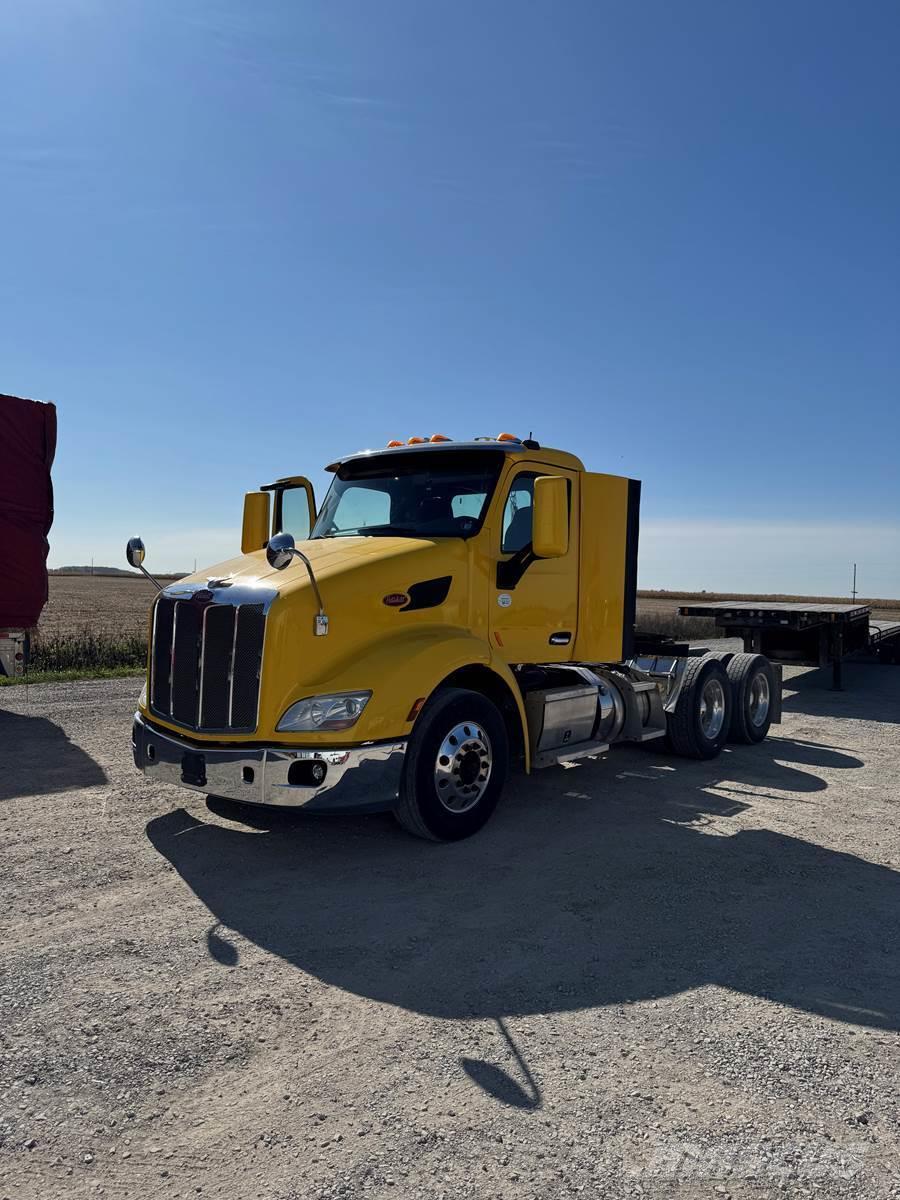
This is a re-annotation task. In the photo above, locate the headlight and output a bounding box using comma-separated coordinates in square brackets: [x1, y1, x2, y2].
[276, 691, 372, 733]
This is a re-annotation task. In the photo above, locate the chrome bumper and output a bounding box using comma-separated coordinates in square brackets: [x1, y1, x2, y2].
[132, 712, 406, 812]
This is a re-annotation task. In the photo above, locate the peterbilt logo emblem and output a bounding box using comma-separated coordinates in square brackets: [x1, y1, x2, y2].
[383, 592, 409, 607]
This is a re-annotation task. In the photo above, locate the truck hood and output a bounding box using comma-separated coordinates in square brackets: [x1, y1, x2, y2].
[164, 535, 472, 722]
[176, 535, 461, 594]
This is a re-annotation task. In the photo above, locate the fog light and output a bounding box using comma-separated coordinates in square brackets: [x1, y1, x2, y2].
[146, 744, 156, 761]
[288, 760, 328, 787]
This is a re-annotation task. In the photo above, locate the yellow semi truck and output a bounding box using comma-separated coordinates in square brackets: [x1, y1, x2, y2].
[129, 433, 779, 840]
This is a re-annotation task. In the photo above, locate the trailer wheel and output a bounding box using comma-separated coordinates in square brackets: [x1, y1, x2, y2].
[726, 653, 775, 744]
[393, 687, 509, 841]
[667, 655, 731, 760]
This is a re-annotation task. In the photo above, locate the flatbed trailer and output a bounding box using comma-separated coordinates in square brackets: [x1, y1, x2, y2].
[678, 601, 900, 689]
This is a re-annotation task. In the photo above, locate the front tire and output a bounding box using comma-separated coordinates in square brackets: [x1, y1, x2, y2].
[393, 687, 509, 841]
[667, 655, 731, 760]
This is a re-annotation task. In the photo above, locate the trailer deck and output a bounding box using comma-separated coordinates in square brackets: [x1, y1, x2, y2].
[678, 601, 900, 688]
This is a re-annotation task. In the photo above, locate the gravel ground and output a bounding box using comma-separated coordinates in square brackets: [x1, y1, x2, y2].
[1, 666, 899, 1199]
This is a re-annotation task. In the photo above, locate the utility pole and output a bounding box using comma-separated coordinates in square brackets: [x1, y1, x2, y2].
[851, 562, 857, 603]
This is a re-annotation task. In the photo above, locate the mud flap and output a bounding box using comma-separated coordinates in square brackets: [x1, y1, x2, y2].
[771, 662, 783, 724]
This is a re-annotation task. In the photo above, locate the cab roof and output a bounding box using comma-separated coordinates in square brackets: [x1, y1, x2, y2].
[326, 440, 585, 473]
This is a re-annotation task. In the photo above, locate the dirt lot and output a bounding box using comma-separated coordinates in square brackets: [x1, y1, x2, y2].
[2, 665, 899, 1198]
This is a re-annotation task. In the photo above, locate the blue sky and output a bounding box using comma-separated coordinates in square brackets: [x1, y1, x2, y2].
[2, 1, 899, 594]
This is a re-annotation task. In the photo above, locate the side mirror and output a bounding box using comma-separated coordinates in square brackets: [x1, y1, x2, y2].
[242, 491, 271, 554]
[266, 531, 296, 571]
[126, 537, 146, 568]
[532, 476, 569, 559]
[126, 536, 162, 592]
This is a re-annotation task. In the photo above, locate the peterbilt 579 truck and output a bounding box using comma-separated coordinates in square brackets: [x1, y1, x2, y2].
[129, 434, 780, 841]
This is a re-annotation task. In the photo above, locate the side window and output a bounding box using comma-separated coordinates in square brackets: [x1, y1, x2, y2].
[501, 474, 537, 553]
[279, 487, 312, 541]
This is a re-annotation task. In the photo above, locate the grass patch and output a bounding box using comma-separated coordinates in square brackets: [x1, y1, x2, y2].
[1, 628, 148, 686]
[30, 629, 148, 673]
[0, 665, 144, 688]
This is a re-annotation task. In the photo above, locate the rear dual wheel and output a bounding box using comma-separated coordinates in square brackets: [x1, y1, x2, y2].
[726, 652, 775, 744]
[668, 651, 775, 758]
[667, 655, 731, 760]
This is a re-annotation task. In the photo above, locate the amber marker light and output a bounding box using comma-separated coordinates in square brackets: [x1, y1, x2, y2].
[386, 439, 404, 447]
[429, 433, 452, 442]
[497, 432, 520, 442]
[407, 436, 426, 444]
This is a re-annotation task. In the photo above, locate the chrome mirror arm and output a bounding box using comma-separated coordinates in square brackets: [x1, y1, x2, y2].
[286, 547, 328, 631]
[265, 533, 329, 635]
[136, 562, 164, 593]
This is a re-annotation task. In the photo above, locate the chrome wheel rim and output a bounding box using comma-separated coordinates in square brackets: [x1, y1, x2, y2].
[434, 721, 493, 813]
[749, 672, 770, 727]
[700, 678, 726, 740]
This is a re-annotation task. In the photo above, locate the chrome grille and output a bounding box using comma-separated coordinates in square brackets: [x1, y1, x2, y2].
[149, 583, 274, 733]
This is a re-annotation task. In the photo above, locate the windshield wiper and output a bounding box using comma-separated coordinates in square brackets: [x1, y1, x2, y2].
[316, 524, 420, 539]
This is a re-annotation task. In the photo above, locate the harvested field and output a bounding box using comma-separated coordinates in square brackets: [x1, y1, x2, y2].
[40, 575, 159, 640]
[639, 592, 900, 624]
[39, 576, 900, 648]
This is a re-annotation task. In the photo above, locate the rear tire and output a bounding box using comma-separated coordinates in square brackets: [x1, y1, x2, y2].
[393, 687, 509, 841]
[667, 655, 731, 760]
[726, 653, 775, 744]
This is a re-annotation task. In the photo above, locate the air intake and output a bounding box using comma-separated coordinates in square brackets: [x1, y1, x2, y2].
[149, 583, 274, 733]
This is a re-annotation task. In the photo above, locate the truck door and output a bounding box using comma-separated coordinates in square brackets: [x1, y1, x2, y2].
[490, 466, 579, 663]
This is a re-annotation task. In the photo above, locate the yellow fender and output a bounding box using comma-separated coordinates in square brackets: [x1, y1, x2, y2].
[281, 624, 531, 769]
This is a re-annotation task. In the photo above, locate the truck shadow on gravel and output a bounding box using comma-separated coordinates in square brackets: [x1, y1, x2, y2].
[0, 710, 107, 801]
[784, 661, 900, 723]
[146, 735, 898, 1104]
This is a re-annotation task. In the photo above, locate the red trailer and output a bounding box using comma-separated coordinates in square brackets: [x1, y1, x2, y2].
[0, 394, 57, 677]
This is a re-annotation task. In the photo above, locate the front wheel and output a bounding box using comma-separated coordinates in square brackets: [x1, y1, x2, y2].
[393, 687, 509, 841]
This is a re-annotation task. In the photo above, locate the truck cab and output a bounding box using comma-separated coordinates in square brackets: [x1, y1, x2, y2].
[131, 433, 778, 840]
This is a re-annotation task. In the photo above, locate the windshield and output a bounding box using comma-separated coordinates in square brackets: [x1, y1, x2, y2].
[312, 450, 504, 539]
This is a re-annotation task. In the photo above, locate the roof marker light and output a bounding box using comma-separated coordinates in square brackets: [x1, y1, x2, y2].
[497, 432, 521, 442]
[429, 433, 451, 442]
[407, 436, 426, 444]
[386, 440, 404, 447]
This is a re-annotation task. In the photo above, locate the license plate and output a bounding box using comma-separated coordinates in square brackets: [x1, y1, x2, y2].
[181, 752, 207, 787]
